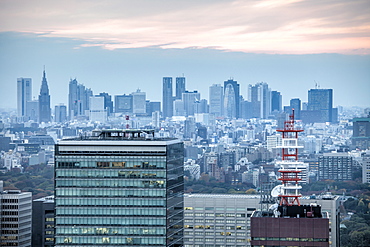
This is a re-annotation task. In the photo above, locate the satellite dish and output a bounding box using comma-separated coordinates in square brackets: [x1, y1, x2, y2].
[271, 185, 283, 197]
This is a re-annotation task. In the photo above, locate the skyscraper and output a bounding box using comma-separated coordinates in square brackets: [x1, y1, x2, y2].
[114, 94, 133, 114]
[209, 84, 223, 118]
[307, 88, 333, 122]
[223, 79, 240, 119]
[271, 91, 282, 112]
[175, 77, 186, 100]
[248, 82, 271, 119]
[68, 79, 93, 120]
[132, 89, 146, 114]
[182, 90, 200, 117]
[290, 98, 301, 119]
[96, 92, 113, 115]
[54, 129, 184, 247]
[17, 77, 32, 119]
[38, 69, 51, 123]
[55, 104, 67, 123]
[162, 77, 173, 119]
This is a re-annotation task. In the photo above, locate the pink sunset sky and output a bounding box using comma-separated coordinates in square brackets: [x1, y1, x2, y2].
[1, 0, 369, 55]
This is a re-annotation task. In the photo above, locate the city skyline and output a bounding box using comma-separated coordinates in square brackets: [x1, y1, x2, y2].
[0, 0, 369, 109]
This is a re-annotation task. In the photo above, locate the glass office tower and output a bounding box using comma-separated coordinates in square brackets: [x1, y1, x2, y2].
[54, 129, 184, 246]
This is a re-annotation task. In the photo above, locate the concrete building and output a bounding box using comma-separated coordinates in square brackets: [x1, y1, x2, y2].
[352, 116, 370, 150]
[132, 89, 146, 114]
[163, 77, 174, 119]
[318, 153, 354, 181]
[89, 96, 107, 123]
[209, 84, 223, 118]
[54, 129, 184, 246]
[183, 194, 340, 247]
[17, 77, 32, 121]
[362, 150, 370, 183]
[0, 182, 32, 247]
[32, 195, 55, 246]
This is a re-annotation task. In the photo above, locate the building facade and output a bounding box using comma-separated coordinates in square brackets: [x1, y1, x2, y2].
[163, 77, 173, 119]
[209, 84, 223, 118]
[38, 70, 51, 123]
[224, 79, 240, 119]
[54, 129, 184, 246]
[318, 153, 354, 181]
[307, 89, 333, 123]
[32, 196, 55, 246]
[0, 182, 32, 247]
[17, 77, 32, 120]
[175, 77, 186, 100]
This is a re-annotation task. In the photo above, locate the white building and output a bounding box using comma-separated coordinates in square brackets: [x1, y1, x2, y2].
[89, 96, 107, 123]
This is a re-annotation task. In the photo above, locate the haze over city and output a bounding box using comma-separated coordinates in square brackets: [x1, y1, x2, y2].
[0, 0, 369, 108]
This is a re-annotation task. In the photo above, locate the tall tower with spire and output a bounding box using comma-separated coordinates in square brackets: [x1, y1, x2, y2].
[38, 68, 51, 123]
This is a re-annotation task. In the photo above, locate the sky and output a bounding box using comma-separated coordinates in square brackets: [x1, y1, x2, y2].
[0, 0, 369, 109]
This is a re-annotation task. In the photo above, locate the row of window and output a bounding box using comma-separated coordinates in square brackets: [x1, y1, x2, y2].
[184, 225, 246, 230]
[56, 169, 166, 179]
[56, 217, 166, 226]
[252, 237, 328, 242]
[56, 188, 166, 198]
[185, 232, 246, 236]
[56, 227, 166, 235]
[56, 207, 166, 217]
[184, 207, 255, 211]
[56, 179, 166, 188]
[184, 213, 246, 217]
[56, 236, 166, 245]
[184, 238, 246, 243]
[56, 156, 167, 169]
[185, 220, 247, 224]
[1, 199, 18, 204]
[56, 198, 166, 207]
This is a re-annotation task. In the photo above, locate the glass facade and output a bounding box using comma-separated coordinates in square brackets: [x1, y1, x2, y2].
[55, 138, 184, 246]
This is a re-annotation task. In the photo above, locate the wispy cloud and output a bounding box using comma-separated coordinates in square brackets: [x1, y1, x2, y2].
[1, 0, 369, 54]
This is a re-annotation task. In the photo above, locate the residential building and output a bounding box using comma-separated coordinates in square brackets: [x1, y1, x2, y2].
[54, 129, 184, 246]
[318, 153, 354, 181]
[362, 150, 370, 183]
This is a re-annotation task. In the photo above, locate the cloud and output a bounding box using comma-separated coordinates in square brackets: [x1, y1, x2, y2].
[0, 0, 369, 54]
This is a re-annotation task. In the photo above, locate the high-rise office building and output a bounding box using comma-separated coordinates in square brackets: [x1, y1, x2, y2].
[68, 79, 93, 120]
[114, 94, 133, 114]
[209, 84, 223, 118]
[32, 195, 55, 247]
[96, 92, 113, 115]
[89, 96, 107, 123]
[182, 91, 200, 117]
[55, 104, 67, 123]
[54, 129, 184, 246]
[271, 91, 282, 112]
[17, 77, 32, 120]
[163, 77, 173, 119]
[307, 88, 333, 122]
[224, 79, 240, 119]
[175, 77, 186, 100]
[38, 69, 51, 123]
[248, 82, 271, 119]
[132, 89, 146, 114]
[290, 98, 301, 119]
[362, 150, 370, 183]
[26, 100, 39, 122]
[0, 181, 32, 247]
[352, 116, 370, 150]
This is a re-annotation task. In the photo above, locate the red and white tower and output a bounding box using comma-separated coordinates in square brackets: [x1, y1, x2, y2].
[276, 109, 304, 206]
